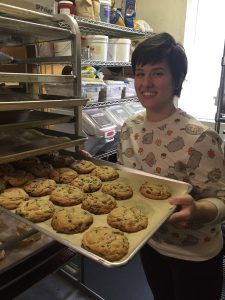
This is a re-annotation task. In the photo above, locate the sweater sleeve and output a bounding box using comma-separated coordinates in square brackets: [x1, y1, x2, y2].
[186, 129, 225, 223]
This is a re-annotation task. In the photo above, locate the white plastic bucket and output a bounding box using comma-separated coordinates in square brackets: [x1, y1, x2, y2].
[108, 38, 131, 62]
[54, 41, 71, 56]
[100, 0, 111, 23]
[85, 35, 108, 61]
[107, 40, 116, 61]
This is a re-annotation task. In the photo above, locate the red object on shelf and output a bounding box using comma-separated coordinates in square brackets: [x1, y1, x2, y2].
[58, 1, 76, 16]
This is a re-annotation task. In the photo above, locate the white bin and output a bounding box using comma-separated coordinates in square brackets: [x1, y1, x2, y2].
[85, 35, 108, 61]
[107, 38, 131, 62]
[54, 41, 71, 56]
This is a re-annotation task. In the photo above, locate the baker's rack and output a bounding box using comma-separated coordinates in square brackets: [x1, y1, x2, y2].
[0, 3, 90, 165]
[0, 3, 90, 298]
[215, 39, 225, 134]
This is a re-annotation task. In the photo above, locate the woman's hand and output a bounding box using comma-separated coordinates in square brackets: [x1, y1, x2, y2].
[167, 195, 218, 228]
[167, 194, 197, 228]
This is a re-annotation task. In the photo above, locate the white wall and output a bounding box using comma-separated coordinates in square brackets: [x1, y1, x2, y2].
[136, 0, 187, 43]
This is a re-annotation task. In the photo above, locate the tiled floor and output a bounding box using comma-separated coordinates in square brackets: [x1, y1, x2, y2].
[14, 253, 153, 300]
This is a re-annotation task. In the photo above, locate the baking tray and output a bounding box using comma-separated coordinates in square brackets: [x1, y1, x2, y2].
[0, 110, 74, 130]
[0, 210, 53, 274]
[0, 161, 191, 268]
[0, 128, 87, 164]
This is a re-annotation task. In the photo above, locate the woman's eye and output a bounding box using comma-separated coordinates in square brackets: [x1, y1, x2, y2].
[135, 72, 144, 77]
[153, 71, 164, 77]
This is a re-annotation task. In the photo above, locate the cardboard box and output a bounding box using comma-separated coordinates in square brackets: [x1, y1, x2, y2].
[1, 0, 56, 15]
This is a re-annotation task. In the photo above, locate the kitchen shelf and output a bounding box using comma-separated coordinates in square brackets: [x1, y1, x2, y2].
[0, 98, 89, 111]
[0, 110, 75, 131]
[72, 16, 153, 39]
[0, 15, 73, 45]
[0, 73, 76, 83]
[10, 57, 132, 67]
[81, 60, 131, 67]
[83, 96, 139, 109]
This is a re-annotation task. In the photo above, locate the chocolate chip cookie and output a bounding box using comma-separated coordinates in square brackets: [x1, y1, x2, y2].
[24, 178, 56, 197]
[49, 167, 78, 184]
[91, 166, 119, 181]
[82, 226, 129, 262]
[140, 181, 171, 200]
[70, 160, 96, 174]
[0, 187, 29, 210]
[81, 192, 117, 214]
[70, 175, 102, 193]
[107, 206, 148, 233]
[51, 207, 93, 234]
[28, 161, 53, 178]
[50, 185, 85, 206]
[102, 182, 133, 200]
[16, 198, 55, 223]
[4, 170, 34, 187]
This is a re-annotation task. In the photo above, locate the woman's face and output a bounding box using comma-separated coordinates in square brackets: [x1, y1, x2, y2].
[134, 61, 175, 112]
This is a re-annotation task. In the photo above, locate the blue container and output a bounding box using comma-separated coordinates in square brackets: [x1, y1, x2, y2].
[100, 0, 111, 23]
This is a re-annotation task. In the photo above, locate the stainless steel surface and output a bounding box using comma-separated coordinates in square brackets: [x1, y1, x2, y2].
[0, 156, 191, 268]
[0, 73, 76, 83]
[0, 210, 54, 274]
[0, 15, 72, 45]
[83, 97, 139, 109]
[72, 16, 153, 39]
[0, 3, 54, 25]
[0, 128, 87, 164]
[0, 110, 74, 130]
[81, 60, 131, 67]
[0, 229, 38, 251]
[0, 98, 89, 111]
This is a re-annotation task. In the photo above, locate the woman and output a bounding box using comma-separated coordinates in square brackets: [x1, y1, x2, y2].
[117, 32, 225, 300]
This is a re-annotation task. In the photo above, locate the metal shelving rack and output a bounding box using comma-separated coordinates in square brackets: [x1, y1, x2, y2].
[215, 40, 225, 133]
[0, 3, 90, 164]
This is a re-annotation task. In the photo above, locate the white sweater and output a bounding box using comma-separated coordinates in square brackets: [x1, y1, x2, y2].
[118, 108, 225, 261]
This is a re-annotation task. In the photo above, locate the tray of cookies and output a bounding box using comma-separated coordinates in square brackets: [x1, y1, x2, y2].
[0, 154, 192, 267]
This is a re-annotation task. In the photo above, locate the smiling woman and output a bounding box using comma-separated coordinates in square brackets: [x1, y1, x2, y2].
[117, 32, 225, 300]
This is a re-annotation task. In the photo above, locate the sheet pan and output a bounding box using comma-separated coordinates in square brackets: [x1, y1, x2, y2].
[0, 164, 192, 268]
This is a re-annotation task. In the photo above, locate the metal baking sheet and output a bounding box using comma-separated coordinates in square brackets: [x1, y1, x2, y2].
[0, 110, 74, 130]
[0, 210, 53, 274]
[0, 162, 191, 268]
[0, 128, 87, 164]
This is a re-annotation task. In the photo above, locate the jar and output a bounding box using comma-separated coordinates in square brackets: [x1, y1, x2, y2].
[99, 0, 111, 23]
[58, 1, 76, 16]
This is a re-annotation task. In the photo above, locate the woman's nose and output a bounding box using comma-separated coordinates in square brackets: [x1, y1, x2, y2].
[142, 75, 153, 87]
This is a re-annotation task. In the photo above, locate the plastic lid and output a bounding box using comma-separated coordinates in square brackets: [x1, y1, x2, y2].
[108, 38, 131, 44]
[99, 0, 112, 5]
[85, 35, 109, 42]
[104, 80, 126, 85]
[59, 1, 73, 4]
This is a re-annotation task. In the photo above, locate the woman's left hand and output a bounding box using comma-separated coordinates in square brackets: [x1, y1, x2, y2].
[167, 194, 197, 228]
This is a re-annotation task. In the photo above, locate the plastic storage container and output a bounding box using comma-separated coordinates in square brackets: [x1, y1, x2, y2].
[85, 35, 108, 61]
[122, 78, 136, 98]
[99, 80, 126, 101]
[82, 108, 117, 140]
[54, 41, 71, 56]
[105, 104, 132, 129]
[100, 0, 111, 23]
[124, 102, 145, 115]
[82, 79, 105, 103]
[107, 38, 131, 62]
